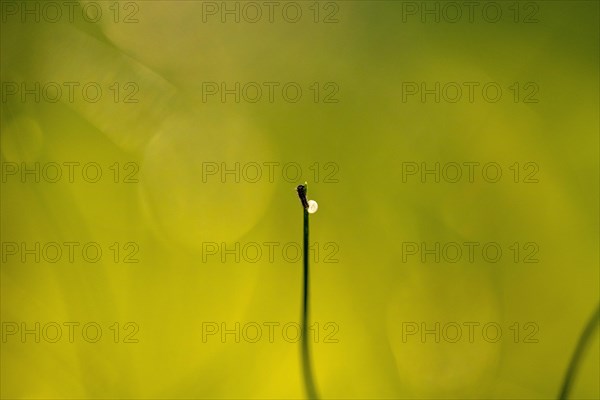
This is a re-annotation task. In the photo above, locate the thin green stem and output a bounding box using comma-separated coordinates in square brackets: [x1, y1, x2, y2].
[302, 206, 319, 399]
[558, 303, 600, 399]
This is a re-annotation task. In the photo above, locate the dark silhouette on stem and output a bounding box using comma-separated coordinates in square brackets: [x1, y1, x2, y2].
[297, 184, 319, 399]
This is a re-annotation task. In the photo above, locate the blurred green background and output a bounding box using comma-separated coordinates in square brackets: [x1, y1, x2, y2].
[1, 1, 598, 399]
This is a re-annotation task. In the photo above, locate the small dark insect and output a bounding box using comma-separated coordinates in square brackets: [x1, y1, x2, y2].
[297, 184, 309, 209]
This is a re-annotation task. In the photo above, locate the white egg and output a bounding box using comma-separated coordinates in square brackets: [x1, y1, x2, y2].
[307, 200, 318, 214]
